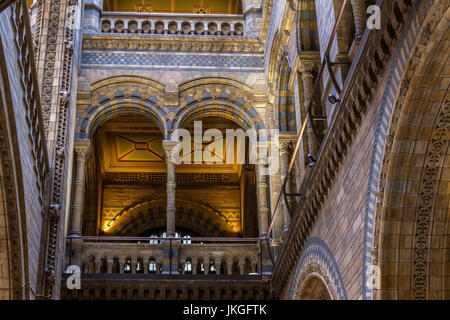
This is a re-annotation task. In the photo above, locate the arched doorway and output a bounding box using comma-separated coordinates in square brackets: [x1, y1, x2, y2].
[297, 275, 332, 300]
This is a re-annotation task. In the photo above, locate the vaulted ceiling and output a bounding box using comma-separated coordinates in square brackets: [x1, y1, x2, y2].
[103, 0, 243, 14]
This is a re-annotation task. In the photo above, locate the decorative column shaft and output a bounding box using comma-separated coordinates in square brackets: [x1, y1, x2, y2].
[255, 160, 269, 237]
[351, 0, 367, 39]
[70, 140, 90, 236]
[163, 140, 178, 237]
[300, 63, 319, 156]
[280, 141, 292, 231]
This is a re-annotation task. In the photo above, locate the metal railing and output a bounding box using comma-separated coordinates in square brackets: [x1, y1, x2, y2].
[265, 0, 349, 264]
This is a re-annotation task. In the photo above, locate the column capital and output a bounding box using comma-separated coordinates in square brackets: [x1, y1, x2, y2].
[295, 51, 320, 72]
[74, 139, 91, 159]
[279, 132, 297, 142]
[162, 140, 179, 160]
[299, 61, 316, 75]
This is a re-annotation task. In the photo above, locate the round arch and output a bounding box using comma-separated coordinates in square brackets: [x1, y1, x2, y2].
[289, 238, 347, 300]
[362, 1, 450, 300]
[104, 199, 237, 237]
[171, 77, 264, 134]
[296, 274, 333, 300]
[172, 100, 264, 132]
[76, 76, 167, 139]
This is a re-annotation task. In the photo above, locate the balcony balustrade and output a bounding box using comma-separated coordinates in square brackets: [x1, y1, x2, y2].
[99, 12, 245, 36]
[68, 236, 263, 276]
[63, 236, 271, 300]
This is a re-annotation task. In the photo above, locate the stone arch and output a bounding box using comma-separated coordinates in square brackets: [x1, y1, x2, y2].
[76, 76, 167, 139]
[289, 238, 347, 300]
[363, 0, 450, 300]
[104, 199, 236, 237]
[172, 77, 264, 132]
[267, 31, 283, 92]
[296, 274, 333, 300]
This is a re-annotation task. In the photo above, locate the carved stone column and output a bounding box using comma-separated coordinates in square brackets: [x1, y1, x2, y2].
[299, 62, 319, 156]
[279, 139, 293, 232]
[163, 140, 178, 237]
[227, 260, 233, 275]
[70, 140, 90, 236]
[255, 160, 269, 237]
[106, 258, 113, 273]
[351, 0, 367, 40]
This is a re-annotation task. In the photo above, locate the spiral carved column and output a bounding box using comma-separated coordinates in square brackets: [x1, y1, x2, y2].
[255, 160, 269, 237]
[279, 140, 292, 232]
[163, 140, 178, 237]
[351, 0, 367, 40]
[300, 62, 319, 156]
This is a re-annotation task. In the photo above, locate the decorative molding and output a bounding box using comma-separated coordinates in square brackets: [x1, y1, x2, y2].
[39, 0, 79, 298]
[82, 34, 263, 52]
[103, 172, 240, 186]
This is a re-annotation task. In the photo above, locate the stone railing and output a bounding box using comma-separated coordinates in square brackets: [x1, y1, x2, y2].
[63, 236, 273, 299]
[70, 237, 263, 276]
[99, 12, 245, 36]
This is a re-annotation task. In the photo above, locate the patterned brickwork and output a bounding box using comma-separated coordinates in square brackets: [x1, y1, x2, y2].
[81, 49, 265, 73]
[275, 57, 296, 132]
[297, 0, 319, 51]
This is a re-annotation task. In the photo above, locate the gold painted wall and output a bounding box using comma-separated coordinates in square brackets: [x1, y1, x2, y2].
[100, 185, 242, 236]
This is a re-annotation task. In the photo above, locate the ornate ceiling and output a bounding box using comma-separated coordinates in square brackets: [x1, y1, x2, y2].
[103, 0, 243, 14]
[97, 116, 243, 183]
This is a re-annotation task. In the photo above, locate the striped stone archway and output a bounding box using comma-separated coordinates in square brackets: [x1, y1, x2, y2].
[372, 1, 450, 300]
[76, 76, 168, 139]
